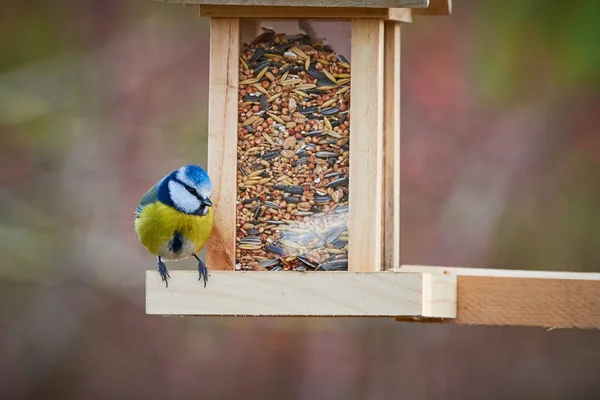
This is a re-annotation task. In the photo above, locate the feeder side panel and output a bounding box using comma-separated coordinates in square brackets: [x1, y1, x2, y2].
[207, 18, 241, 270]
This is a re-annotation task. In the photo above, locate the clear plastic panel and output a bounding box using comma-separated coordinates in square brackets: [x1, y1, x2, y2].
[236, 23, 351, 272]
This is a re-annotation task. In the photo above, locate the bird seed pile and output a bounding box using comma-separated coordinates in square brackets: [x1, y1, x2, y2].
[235, 29, 351, 272]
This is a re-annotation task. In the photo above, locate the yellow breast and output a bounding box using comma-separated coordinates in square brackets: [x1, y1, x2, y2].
[134, 202, 214, 260]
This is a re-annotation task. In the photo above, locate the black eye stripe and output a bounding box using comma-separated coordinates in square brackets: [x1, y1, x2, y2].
[185, 186, 199, 198]
[175, 179, 201, 200]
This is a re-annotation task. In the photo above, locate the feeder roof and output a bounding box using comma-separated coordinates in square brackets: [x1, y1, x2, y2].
[157, 0, 429, 8]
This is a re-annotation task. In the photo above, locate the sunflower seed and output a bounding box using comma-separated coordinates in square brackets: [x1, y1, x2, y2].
[299, 106, 319, 114]
[314, 195, 332, 204]
[249, 48, 265, 63]
[261, 151, 280, 161]
[264, 201, 281, 210]
[284, 186, 304, 195]
[334, 205, 349, 214]
[317, 259, 348, 271]
[239, 244, 263, 250]
[320, 107, 340, 116]
[297, 256, 318, 269]
[240, 236, 263, 245]
[315, 151, 338, 159]
[259, 259, 280, 268]
[266, 220, 287, 226]
[254, 60, 271, 74]
[317, 78, 336, 87]
[260, 95, 269, 110]
[325, 177, 348, 188]
[265, 245, 285, 256]
[252, 206, 262, 220]
[295, 157, 309, 167]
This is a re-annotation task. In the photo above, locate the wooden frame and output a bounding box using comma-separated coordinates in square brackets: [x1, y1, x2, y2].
[146, 270, 457, 317]
[147, 0, 600, 330]
[160, 0, 429, 8]
[147, 267, 600, 328]
[206, 17, 240, 271]
[348, 18, 385, 272]
[383, 20, 401, 270]
[202, 5, 415, 274]
[199, 6, 413, 22]
[159, 0, 451, 17]
[397, 266, 600, 329]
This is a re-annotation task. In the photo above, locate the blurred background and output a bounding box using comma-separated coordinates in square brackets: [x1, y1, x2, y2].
[1, 0, 600, 398]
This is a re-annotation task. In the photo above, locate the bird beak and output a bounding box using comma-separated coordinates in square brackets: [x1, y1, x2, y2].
[204, 197, 213, 207]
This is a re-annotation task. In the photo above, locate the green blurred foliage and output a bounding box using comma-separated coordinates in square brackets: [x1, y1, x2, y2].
[475, 0, 600, 104]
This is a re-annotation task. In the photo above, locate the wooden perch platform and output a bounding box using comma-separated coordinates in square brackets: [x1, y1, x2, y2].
[397, 266, 600, 329]
[146, 266, 600, 329]
[146, 271, 457, 318]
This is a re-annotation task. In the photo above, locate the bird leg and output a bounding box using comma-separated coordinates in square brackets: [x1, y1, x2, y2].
[193, 254, 209, 288]
[157, 256, 170, 288]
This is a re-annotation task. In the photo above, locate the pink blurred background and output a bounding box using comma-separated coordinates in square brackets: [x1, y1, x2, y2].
[1, 0, 600, 398]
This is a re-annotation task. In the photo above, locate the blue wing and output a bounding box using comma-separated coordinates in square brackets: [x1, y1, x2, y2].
[136, 183, 158, 218]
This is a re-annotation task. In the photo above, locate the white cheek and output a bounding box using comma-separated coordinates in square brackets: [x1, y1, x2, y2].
[168, 181, 200, 213]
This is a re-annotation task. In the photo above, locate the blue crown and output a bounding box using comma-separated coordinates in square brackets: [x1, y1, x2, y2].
[182, 164, 211, 189]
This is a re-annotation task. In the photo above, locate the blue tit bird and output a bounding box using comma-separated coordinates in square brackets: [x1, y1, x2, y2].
[134, 164, 214, 288]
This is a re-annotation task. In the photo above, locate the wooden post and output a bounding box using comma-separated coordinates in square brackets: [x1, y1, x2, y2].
[383, 21, 401, 271]
[348, 19, 385, 272]
[207, 18, 240, 270]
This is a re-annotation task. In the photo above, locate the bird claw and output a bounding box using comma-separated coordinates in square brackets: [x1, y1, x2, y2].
[194, 255, 209, 288]
[157, 258, 170, 288]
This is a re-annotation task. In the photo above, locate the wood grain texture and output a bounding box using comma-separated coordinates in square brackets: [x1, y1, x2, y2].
[399, 265, 600, 280]
[383, 21, 401, 271]
[206, 18, 240, 270]
[200, 5, 413, 21]
[388, 8, 412, 23]
[145, 270, 458, 317]
[398, 265, 600, 329]
[160, 0, 428, 8]
[348, 19, 385, 272]
[422, 273, 456, 318]
[412, 0, 451, 15]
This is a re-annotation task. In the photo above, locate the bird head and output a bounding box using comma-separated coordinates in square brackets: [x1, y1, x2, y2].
[158, 164, 213, 216]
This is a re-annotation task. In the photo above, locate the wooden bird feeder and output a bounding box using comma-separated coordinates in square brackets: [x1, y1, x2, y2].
[146, 0, 600, 329]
